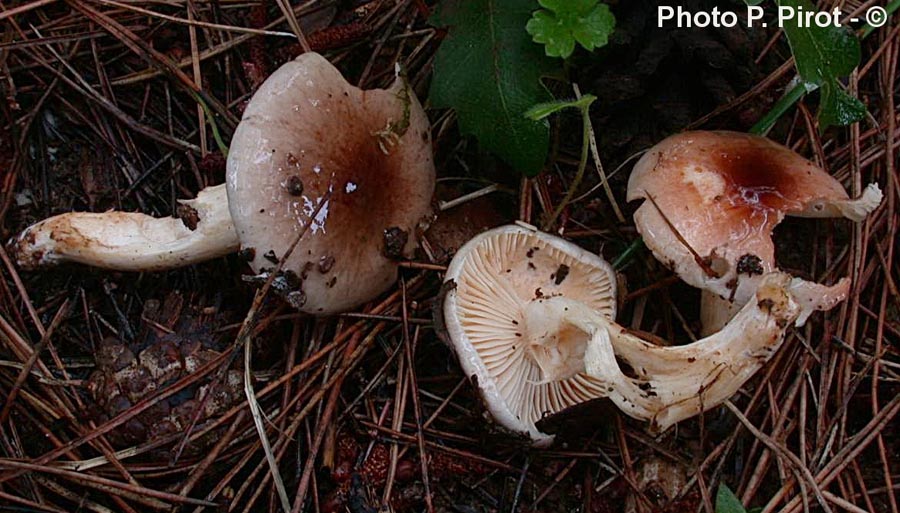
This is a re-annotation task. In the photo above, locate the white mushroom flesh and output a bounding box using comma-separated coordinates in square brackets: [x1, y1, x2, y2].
[551, 272, 811, 432]
[12, 184, 239, 271]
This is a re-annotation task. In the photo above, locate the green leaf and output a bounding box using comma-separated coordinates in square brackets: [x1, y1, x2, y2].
[430, 0, 557, 176]
[715, 484, 747, 513]
[572, 3, 615, 51]
[818, 80, 867, 129]
[526, 0, 615, 59]
[778, 0, 860, 85]
[524, 94, 595, 121]
[776, 0, 865, 129]
[526, 10, 575, 59]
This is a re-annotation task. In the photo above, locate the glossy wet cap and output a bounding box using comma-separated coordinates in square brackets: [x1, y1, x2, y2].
[227, 52, 435, 315]
[442, 224, 617, 443]
[627, 130, 880, 306]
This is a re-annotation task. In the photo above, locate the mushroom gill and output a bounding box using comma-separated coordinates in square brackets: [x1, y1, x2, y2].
[442, 224, 617, 442]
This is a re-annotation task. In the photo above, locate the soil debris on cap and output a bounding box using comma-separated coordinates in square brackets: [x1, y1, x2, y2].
[284, 175, 304, 196]
[176, 204, 200, 231]
[238, 247, 256, 261]
[318, 255, 335, 273]
[383, 227, 408, 260]
[263, 250, 279, 264]
[552, 264, 570, 285]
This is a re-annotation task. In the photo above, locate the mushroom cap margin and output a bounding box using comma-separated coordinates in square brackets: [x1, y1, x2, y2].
[226, 52, 435, 315]
[442, 224, 617, 443]
[627, 130, 854, 305]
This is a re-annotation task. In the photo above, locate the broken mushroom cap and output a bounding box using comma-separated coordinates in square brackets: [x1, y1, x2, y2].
[627, 131, 879, 333]
[11, 184, 239, 271]
[227, 52, 435, 315]
[442, 223, 617, 443]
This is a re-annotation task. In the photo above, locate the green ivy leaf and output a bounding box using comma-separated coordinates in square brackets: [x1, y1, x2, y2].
[526, 0, 615, 59]
[715, 484, 747, 513]
[778, 0, 859, 85]
[777, 0, 865, 129]
[430, 0, 557, 176]
[818, 80, 867, 128]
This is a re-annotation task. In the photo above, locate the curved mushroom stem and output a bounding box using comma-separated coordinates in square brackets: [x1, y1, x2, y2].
[522, 297, 605, 383]
[11, 184, 239, 271]
[526, 273, 831, 433]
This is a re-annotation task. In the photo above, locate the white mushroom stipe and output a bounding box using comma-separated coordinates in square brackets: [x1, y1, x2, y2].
[787, 277, 852, 326]
[11, 184, 239, 271]
[700, 274, 850, 333]
[442, 224, 617, 444]
[538, 272, 813, 433]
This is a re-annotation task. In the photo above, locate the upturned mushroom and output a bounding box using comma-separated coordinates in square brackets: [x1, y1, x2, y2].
[441, 223, 617, 443]
[627, 131, 880, 334]
[443, 224, 851, 442]
[11, 52, 436, 315]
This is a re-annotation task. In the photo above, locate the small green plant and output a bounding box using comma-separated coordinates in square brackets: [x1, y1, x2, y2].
[716, 484, 763, 513]
[524, 94, 595, 228]
[526, 0, 615, 59]
[716, 484, 746, 513]
[750, 0, 884, 133]
[429, 0, 615, 177]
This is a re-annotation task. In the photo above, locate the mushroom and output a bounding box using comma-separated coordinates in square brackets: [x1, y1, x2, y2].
[559, 271, 816, 432]
[443, 225, 849, 442]
[11, 52, 436, 315]
[226, 52, 434, 314]
[627, 131, 879, 334]
[441, 223, 617, 443]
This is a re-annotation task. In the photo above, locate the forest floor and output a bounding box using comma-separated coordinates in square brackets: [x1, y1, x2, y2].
[0, 0, 897, 512]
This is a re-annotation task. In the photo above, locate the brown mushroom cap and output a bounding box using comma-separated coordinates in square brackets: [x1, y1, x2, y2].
[442, 224, 617, 442]
[627, 130, 879, 309]
[227, 53, 435, 315]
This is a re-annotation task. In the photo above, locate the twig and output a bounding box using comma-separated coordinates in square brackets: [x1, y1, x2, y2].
[90, 0, 296, 38]
[724, 400, 833, 513]
[438, 183, 500, 211]
[576, 84, 624, 222]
